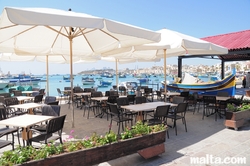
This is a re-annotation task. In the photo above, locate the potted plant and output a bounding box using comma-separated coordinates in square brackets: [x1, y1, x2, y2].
[0, 122, 167, 166]
[225, 103, 250, 130]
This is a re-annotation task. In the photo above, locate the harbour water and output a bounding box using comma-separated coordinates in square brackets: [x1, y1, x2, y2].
[0, 73, 214, 96]
[1, 74, 174, 96]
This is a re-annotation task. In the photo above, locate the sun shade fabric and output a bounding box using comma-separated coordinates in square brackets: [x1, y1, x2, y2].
[0, 7, 161, 57]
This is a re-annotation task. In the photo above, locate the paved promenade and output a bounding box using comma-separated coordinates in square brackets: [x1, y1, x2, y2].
[0, 86, 250, 166]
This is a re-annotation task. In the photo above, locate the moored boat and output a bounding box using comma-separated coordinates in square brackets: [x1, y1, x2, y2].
[162, 72, 236, 96]
[0, 80, 9, 89]
[82, 77, 95, 85]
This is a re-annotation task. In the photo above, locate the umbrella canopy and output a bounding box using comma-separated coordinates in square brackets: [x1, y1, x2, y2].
[0, 7, 161, 127]
[102, 28, 228, 93]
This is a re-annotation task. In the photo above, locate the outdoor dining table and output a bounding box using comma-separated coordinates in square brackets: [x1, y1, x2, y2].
[74, 92, 91, 96]
[22, 91, 39, 96]
[216, 96, 231, 101]
[162, 91, 181, 101]
[121, 102, 177, 121]
[9, 102, 43, 114]
[91, 96, 127, 102]
[0, 114, 54, 145]
[16, 96, 34, 104]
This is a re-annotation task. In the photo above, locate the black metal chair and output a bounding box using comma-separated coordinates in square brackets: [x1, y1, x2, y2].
[108, 103, 133, 135]
[57, 88, 69, 104]
[4, 97, 27, 117]
[202, 96, 219, 121]
[144, 88, 153, 102]
[166, 102, 188, 135]
[127, 94, 136, 104]
[0, 105, 20, 150]
[13, 90, 23, 96]
[44, 96, 57, 105]
[143, 105, 170, 138]
[28, 115, 66, 146]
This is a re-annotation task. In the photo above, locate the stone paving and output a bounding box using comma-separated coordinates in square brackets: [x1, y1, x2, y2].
[1, 87, 250, 166]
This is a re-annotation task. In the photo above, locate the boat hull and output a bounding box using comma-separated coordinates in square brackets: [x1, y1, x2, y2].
[162, 74, 236, 96]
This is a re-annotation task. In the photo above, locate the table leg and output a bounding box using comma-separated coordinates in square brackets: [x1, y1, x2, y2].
[22, 127, 32, 146]
[136, 112, 144, 122]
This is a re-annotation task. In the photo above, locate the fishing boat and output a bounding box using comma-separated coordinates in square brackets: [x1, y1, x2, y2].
[162, 72, 236, 96]
[82, 77, 95, 85]
[0, 80, 9, 89]
[9, 74, 41, 85]
[99, 80, 112, 86]
[118, 81, 138, 92]
[138, 78, 149, 84]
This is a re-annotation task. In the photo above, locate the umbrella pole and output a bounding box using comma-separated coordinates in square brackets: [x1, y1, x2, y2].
[116, 59, 118, 88]
[46, 55, 49, 96]
[164, 49, 167, 93]
[70, 37, 74, 128]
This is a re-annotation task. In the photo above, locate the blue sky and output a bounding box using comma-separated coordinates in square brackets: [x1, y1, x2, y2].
[0, 0, 249, 75]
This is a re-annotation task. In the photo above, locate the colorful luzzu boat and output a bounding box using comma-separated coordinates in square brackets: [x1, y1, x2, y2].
[162, 72, 236, 96]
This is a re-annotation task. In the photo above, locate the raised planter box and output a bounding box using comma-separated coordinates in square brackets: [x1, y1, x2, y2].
[224, 110, 250, 130]
[18, 130, 167, 166]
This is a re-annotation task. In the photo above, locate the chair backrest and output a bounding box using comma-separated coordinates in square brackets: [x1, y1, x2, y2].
[135, 90, 142, 97]
[32, 91, 40, 97]
[46, 115, 66, 135]
[34, 94, 43, 103]
[57, 88, 62, 94]
[0, 105, 8, 120]
[64, 87, 71, 90]
[135, 96, 147, 104]
[44, 96, 57, 104]
[172, 96, 185, 104]
[203, 96, 216, 104]
[47, 101, 59, 105]
[217, 91, 229, 97]
[108, 103, 120, 116]
[83, 88, 93, 92]
[91, 91, 103, 97]
[144, 88, 153, 94]
[13, 90, 22, 96]
[112, 85, 117, 90]
[42, 105, 60, 116]
[4, 97, 19, 106]
[110, 90, 119, 96]
[105, 91, 110, 96]
[156, 91, 162, 97]
[32, 88, 40, 91]
[180, 91, 189, 97]
[154, 105, 170, 118]
[73, 87, 84, 93]
[175, 102, 188, 114]
[39, 89, 45, 95]
[107, 96, 118, 103]
[0, 96, 5, 105]
[192, 92, 199, 100]
[0, 93, 11, 98]
[116, 97, 129, 106]
[127, 94, 136, 104]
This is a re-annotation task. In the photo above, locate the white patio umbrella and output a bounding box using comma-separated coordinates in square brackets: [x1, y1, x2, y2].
[103, 28, 228, 93]
[0, 7, 161, 127]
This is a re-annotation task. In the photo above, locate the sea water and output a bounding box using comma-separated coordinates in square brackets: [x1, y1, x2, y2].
[1, 74, 174, 96]
[1, 74, 211, 97]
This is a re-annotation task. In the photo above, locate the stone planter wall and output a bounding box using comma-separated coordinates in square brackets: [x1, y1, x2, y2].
[224, 110, 250, 130]
[18, 130, 167, 166]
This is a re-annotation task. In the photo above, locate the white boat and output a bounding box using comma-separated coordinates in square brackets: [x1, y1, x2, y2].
[0, 80, 9, 89]
[118, 81, 138, 91]
[82, 77, 95, 85]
